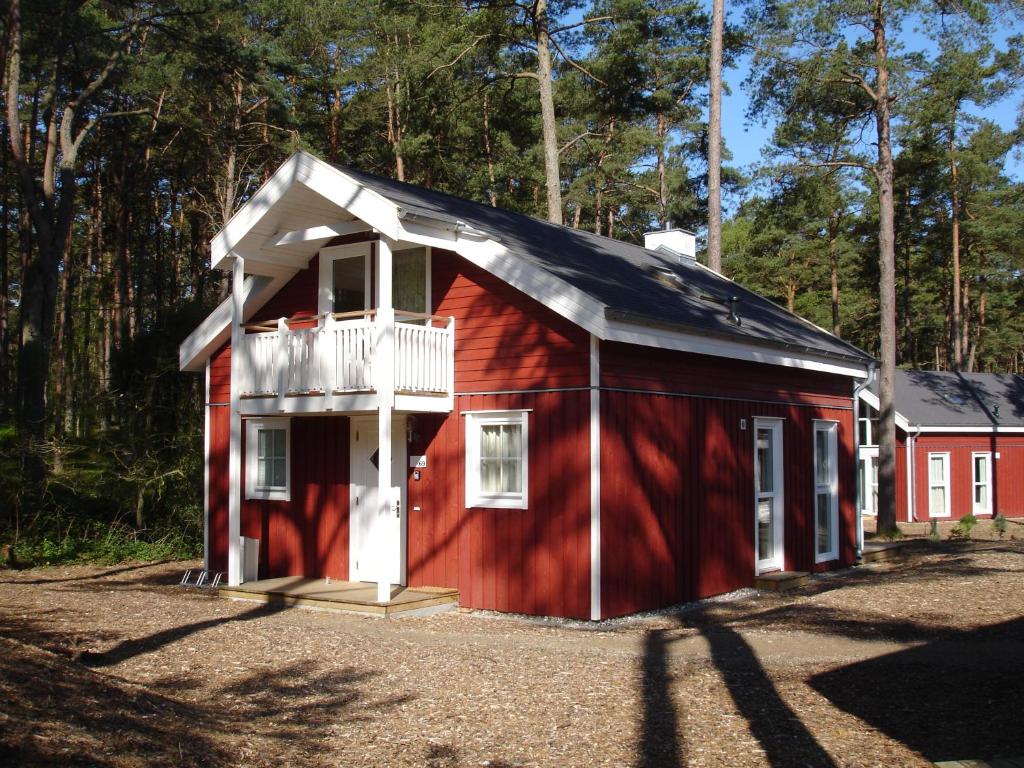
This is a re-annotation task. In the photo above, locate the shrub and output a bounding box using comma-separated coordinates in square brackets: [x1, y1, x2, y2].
[993, 514, 1008, 540]
[928, 520, 941, 542]
[950, 514, 978, 540]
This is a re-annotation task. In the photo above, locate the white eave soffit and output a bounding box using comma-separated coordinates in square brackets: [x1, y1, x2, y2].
[209, 151, 402, 273]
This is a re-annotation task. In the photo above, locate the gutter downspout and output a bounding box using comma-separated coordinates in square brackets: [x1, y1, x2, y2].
[907, 425, 922, 523]
[853, 363, 878, 558]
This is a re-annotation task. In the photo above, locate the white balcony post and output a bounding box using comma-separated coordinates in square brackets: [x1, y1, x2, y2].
[375, 238, 395, 603]
[276, 317, 288, 412]
[228, 254, 245, 586]
[321, 313, 336, 400]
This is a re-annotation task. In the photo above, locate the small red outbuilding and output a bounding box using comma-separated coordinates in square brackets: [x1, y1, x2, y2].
[857, 371, 1024, 523]
[180, 152, 875, 620]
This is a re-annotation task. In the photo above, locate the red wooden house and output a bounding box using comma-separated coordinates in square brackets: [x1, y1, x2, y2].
[180, 151, 875, 620]
[857, 371, 1024, 523]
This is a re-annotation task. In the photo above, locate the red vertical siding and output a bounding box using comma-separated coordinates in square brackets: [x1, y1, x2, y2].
[407, 390, 591, 619]
[600, 343, 858, 618]
[432, 249, 590, 391]
[909, 433, 1024, 520]
[239, 416, 350, 580]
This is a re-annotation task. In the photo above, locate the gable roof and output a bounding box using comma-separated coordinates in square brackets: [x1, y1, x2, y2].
[867, 370, 1024, 430]
[181, 151, 874, 376]
[338, 165, 873, 368]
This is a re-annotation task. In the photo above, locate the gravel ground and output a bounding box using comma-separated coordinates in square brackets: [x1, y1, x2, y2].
[1, 541, 1022, 767]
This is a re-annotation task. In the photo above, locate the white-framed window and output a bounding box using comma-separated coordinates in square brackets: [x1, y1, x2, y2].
[318, 243, 371, 316]
[927, 452, 951, 518]
[972, 452, 992, 516]
[245, 418, 291, 501]
[465, 410, 529, 509]
[814, 421, 839, 562]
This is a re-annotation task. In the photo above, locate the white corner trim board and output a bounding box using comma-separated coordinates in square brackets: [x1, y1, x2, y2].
[589, 335, 601, 621]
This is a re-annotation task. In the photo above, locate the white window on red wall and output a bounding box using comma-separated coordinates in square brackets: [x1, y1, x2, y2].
[928, 452, 951, 518]
[245, 418, 291, 501]
[814, 421, 839, 562]
[465, 410, 529, 509]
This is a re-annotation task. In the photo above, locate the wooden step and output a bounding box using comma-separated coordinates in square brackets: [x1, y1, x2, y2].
[219, 578, 459, 617]
[754, 571, 810, 592]
[861, 540, 912, 564]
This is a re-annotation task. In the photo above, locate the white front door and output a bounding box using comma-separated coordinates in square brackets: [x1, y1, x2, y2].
[350, 416, 407, 584]
[754, 418, 785, 573]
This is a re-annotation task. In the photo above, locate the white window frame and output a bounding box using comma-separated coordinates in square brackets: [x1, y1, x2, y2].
[754, 417, 785, 574]
[814, 421, 840, 563]
[393, 245, 433, 319]
[245, 417, 291, 501]
[318, 243, 372, 317]
[972, 451, 992, 516]
[927, 451, 951, 518]
[465, 410, 529, 509]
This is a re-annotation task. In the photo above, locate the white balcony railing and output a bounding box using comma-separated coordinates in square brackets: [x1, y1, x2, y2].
[238, 311, 454, 401]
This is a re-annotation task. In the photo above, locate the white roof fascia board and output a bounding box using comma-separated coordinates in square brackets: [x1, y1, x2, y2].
[394, 217, 608, 338]
[605, 319, 871, 378]
[210, 151, 400, 271]
[857, 389, 911, 430]
[178, 271, 295, 372]
[915, 425, 1024, 434]
[270, 220, 373, 248]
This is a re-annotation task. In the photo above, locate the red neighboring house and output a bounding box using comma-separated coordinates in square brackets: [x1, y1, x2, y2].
[179, 151, 875, 620]
[857, 371, 1024, 523]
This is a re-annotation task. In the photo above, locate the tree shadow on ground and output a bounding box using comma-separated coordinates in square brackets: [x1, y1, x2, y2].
[809, 616, 1024, 764]
[0, 560, 179, 585]
[637, 629, 685, 768]
[0, 619, 407, 766]
[634, 580, 1024, 768]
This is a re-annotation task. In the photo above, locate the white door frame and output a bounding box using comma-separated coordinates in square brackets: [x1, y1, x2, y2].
[349, 415, 407, 584]
[754, 418, 785, 574]
[971, 451, 992, 516]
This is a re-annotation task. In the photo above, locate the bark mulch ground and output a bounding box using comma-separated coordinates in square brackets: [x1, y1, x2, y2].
[1, 541, 1022, 767]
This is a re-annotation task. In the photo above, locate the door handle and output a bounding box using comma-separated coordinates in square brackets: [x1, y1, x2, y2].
[395, 499, 401, 518]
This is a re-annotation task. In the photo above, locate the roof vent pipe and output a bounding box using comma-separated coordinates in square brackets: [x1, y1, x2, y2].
[728, 296, 742, 326]
[644, 228, 696, 262]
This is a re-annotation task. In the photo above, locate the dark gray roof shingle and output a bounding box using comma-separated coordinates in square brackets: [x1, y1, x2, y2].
[872, 370, 1024, 428]
[338, 166, 874, 366]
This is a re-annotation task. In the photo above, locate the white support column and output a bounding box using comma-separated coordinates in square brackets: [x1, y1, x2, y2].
[203, 360, 211, 572]
[375, 238, 395, 603]
[228, 254, 245, 586]
[589, 334, 601, 621]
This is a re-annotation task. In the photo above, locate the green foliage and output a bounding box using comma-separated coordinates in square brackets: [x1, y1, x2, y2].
[950, 514, 979, 540]
[993, 514, 1008, 539]
[929, 520, 941, 542]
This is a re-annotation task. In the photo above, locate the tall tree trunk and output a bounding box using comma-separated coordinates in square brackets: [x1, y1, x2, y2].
[534, 0, 562, 224]
[482, 89, 498, 207]
[828, 210, 841, 336]
[656, 112, 669, 226]
[706, 0, 725, 273]
[950, 129, 962, 369]
[873, 0, 898, 534]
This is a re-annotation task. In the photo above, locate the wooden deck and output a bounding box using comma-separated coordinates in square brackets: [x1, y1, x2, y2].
[219, 577, 459, 617]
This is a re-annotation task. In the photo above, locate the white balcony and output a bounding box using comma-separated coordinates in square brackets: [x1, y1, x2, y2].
[237, 311, 454, 414]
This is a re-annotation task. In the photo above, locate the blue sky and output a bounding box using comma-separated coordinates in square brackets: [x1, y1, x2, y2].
[721, 9, 1024, 198]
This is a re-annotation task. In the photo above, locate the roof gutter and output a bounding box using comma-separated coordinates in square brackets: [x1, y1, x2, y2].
[605, 308, 875, 369]
[906, 424, 922, 524]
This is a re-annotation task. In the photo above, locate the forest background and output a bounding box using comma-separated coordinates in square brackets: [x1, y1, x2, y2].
[1, 0, 1021, 563]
